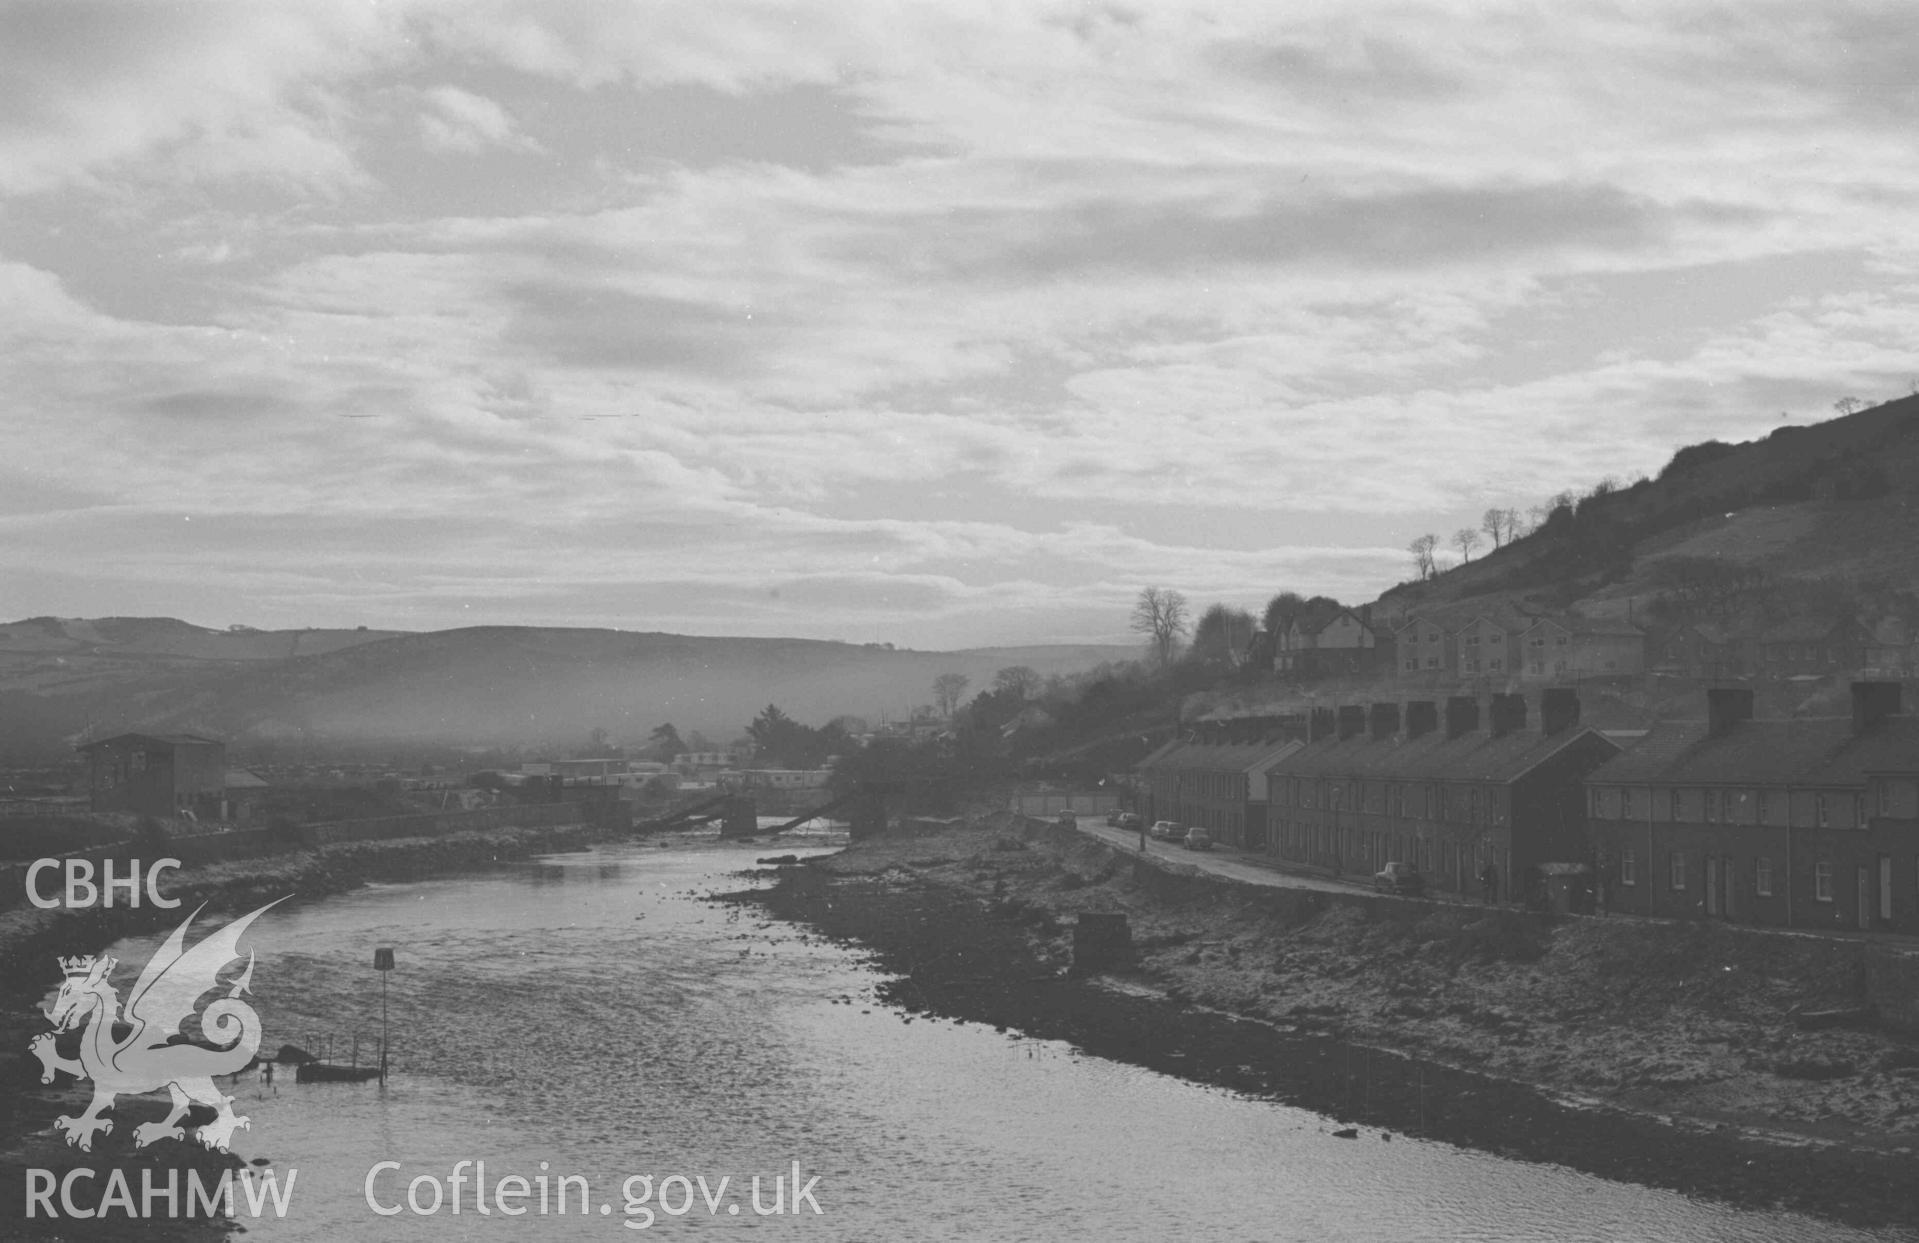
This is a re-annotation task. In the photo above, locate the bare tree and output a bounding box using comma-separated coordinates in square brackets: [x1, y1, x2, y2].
[1834, 395, 1865, 416]
[931, 672, 969, 717]
[1130, 587, 1190, 668]
[1481, 507, 1509, 548]
[1453, 527, 1482, 563]
[1502, 506, 1524, 540]
[1407, 534, 1439, 580]
[993, 665, 1042, 701]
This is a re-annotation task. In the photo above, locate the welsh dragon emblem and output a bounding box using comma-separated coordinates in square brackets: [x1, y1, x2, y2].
[31, 899, 283, 1152]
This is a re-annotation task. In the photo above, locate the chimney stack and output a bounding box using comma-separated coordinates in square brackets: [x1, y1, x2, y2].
[1852, 681, 1903, 734]
[1368, 702, 1400, 741]
[1541, 687, 1581, 735]
[1336, 705, 1366, 741]
[1488, 693, 1527, 738]
[1445, 696, 1479, 740]
[1405, 700, 1438, 739]
[1706, 687, 1754, 737]
[1309, 706, 1336, 741]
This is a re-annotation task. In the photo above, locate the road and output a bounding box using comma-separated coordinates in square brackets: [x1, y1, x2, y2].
[1071, 817, 1380, 897]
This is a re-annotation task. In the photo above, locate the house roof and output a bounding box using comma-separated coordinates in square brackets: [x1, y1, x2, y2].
[1586, 715, 1919, 786]
[1266, 724, 1615, 785]
[1138, 737, 1303, 775]
[77, 732, 223, 751]
[224, 769, 270, 789]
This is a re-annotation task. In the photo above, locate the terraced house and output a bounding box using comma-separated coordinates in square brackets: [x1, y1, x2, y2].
[1584, 682, 1919, 934]
[1263, 690, 1621, 900]
[1136, 723, 1304, 850]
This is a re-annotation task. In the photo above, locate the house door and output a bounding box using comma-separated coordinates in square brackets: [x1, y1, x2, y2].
[1722, 858, 1736, 921]
[1858, 867, 1873, 930]
[1881, 855, 1894, 921]
[1705, 857, 1721, 917]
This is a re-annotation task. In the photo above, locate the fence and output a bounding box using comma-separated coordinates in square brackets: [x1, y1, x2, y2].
[1009, 790, 1121, 817]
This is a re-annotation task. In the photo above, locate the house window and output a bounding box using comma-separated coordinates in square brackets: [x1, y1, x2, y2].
[1815, 794, 1829, 828]
[1621, 848, 1636, 887]
[1814, 861, 1833, 902]
[1426, 785, 1437, 818]
[1621, 789, 1634, 820]
[1667, 788, 1680, 820]
[1671, 852, 1686, 891]
[1855, 794, 1866, 827]
[1756, 791, 1769, 822]
[1404, 659, 1418, 671]
[1469, 787, 1481, 822]
[1590, 788, 1603, 818]
[1556, 636, 1568, 646]
[1425, 657, 1439, 668]
[1704, 790, 1718, 823]
[1756, 857, 1774, 897]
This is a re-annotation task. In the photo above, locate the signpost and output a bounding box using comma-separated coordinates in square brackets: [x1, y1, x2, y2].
[373, 947, 395, 1084]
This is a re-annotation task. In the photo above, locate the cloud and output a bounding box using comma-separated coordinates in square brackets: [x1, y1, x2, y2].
[416, 85, 542, 154]
[5, 2, 1919, 644]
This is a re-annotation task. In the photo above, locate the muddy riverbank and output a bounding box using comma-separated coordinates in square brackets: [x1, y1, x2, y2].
[727, 817, 1919, 1229]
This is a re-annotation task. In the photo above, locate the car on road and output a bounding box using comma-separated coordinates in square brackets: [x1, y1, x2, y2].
[1182, 827, 1213, 851]
[1373, 861, 1423, 895]
[1150, 820, 1184, 842]
[1106, 809, 1123, 826]
[1116, 812, 1143, 831]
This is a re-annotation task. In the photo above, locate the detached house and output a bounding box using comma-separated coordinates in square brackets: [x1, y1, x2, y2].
[1519, 617, 1646, 680]
[78, 733, 228, 819]
[1394, 614, 1456, 679]
[1275, 607, 1392, 678]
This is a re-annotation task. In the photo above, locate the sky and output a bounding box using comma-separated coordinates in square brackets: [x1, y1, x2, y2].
[3, 1, 1916, 650]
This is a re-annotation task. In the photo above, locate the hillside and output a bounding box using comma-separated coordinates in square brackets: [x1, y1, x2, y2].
[0, 619, 1135, 759]
[1377, 395, 1919, 625]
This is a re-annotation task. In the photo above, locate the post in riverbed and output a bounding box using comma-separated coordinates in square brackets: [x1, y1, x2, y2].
[373, 946, 395, 1085]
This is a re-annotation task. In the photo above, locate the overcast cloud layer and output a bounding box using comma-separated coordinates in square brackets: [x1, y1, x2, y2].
[3, 1, 1916, 647]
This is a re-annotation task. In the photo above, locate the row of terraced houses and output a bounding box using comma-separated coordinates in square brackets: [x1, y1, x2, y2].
[1137, 681, 1919, 936]
[1273, 607, 1919, 684]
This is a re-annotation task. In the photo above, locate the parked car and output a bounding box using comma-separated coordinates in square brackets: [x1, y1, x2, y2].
[1150, 820, 1184, 841]
[1182, 827, 1213, 851]
[1106, 809, 1123, 826]
[1373, 861, 1423, 895]
[1116, 812, 1143, 831]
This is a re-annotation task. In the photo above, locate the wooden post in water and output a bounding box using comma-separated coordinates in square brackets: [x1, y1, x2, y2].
[373, 947, 395, 1085]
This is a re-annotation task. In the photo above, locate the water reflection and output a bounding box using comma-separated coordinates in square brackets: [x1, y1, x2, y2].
[83, 844, 1913, 1243]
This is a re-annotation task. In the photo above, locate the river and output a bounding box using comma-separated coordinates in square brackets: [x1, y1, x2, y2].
[86, 839, 1915, 1241]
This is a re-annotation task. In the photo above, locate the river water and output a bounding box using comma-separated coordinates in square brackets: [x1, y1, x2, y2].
[88, 840, 1913, 1242]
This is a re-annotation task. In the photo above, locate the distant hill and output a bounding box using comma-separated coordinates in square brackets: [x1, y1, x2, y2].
[1375, 395, 1919, 628]
[0, 618, 1136, 760]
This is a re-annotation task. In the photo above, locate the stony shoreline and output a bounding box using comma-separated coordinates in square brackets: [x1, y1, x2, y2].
[0, 818, 622, 1239]
[730, 814, 1919, 1229]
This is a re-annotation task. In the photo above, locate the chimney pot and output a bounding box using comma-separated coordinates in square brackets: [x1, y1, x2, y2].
[1852, 681, 1903, 734]
[1706, 687, 1754, 736]
[1489, 693, 1527, 738]
[1541, 688, 1580, 735]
